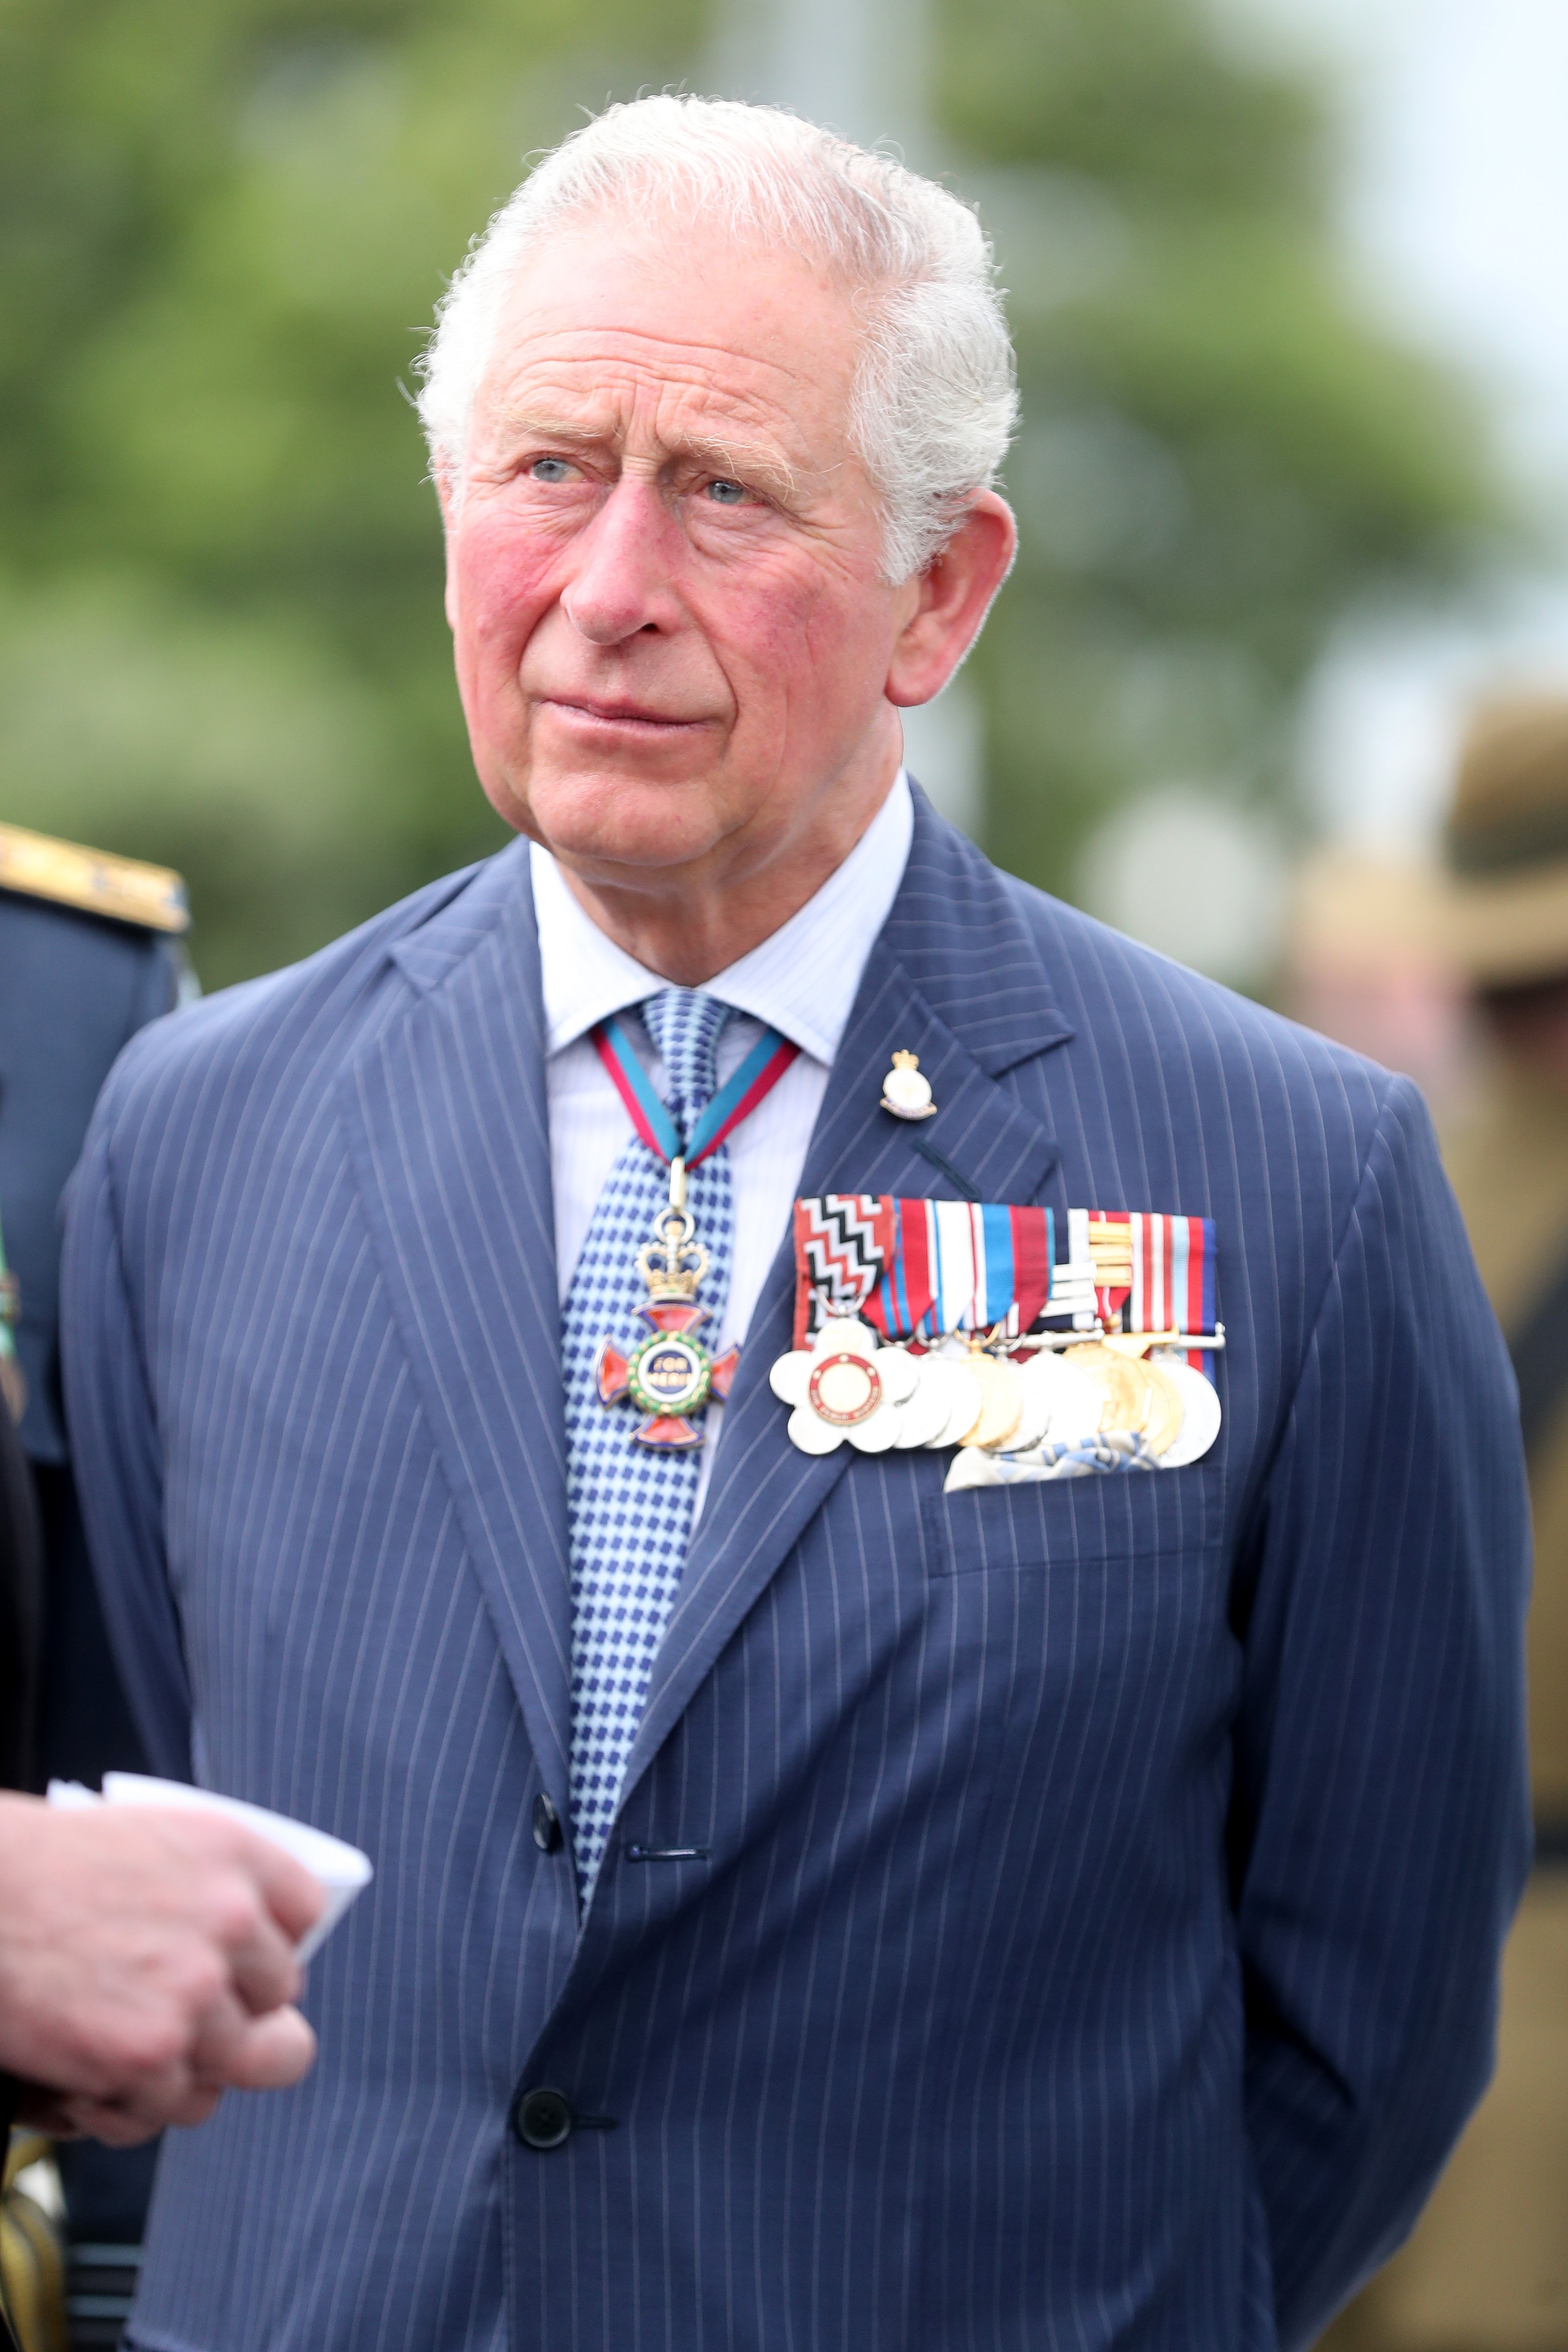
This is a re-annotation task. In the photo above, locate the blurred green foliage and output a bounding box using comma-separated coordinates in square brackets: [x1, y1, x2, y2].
[939, 0, 1513, 896]
[0, 0, 1514, 979]
[0, 0, 700, 983]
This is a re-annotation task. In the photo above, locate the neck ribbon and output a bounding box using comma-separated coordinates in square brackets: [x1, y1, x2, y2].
[591, 1013, 800, 1173]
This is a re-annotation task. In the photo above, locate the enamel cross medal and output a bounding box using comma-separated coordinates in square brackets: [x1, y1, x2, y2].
[589, 1010, 802, 1452]
[595, 1156, 740, 1451]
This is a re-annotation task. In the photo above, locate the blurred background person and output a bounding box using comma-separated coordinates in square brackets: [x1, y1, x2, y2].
[0, 1355, 321, 2352]
[1446, 698, 1568, 1882]
[1317, 697, 1568, 2351]
[0, 826, 189, 2342]
[0, 1308, 53, 2352]
[1280, 845, 1474, 1124]
[0, 824, 187, 1794]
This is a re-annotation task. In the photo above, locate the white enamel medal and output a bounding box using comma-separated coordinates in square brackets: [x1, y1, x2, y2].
[769, 1318, 921, 1453]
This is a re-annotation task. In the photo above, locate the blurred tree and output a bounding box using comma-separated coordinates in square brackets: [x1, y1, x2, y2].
[935, 0, 1516, 903]
[0, 0, 701, 984]
[0, 0, 1516, 980]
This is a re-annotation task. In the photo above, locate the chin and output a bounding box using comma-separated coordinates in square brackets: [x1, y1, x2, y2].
[502, 763, 737, 879]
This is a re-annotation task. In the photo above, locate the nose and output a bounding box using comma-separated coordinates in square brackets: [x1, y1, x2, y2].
[561, 479, 676, 646]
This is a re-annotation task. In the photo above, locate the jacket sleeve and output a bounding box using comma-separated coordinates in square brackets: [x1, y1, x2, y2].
[58, 1096, 194, 1782]
[1233, 1073, 1532, 2345]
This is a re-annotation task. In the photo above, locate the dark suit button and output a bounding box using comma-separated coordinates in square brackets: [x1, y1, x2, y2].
[513, 2087, 573, 2150]
[531, 1791, 562, 1853]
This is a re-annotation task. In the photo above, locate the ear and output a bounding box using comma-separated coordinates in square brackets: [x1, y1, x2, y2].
[885, 492, 1017, 708]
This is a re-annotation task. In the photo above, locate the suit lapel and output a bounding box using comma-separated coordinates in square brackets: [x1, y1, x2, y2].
[337, 843, 576, 1835]
[623, 798, 1074, 1800]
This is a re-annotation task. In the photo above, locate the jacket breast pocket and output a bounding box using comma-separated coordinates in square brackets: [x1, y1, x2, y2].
[926, 1463, 1225, 1577]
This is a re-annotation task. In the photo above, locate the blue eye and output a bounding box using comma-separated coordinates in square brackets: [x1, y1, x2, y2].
[705, 479, 746, 506]
[529, 457, 573, 483]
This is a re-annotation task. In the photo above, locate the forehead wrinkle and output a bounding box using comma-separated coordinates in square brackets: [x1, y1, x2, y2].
[494, 346, 810, 440]
[494, 313, 826, 390]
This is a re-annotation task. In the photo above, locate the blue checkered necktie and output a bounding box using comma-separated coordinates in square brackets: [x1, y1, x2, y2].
[564, 987, 735, 1897]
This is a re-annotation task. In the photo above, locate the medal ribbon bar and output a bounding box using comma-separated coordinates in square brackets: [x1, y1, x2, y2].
[860, 1200, 1054, 1343]
[795, 1194, 1217, 1369]
[1088, 1211, 1216, 1373]
[792, 1195, 897, 1347]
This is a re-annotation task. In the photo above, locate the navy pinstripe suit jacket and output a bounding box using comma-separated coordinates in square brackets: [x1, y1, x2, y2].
[62, 793, 1530, 2351]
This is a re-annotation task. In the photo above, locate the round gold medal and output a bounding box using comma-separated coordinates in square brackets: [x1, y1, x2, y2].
[1074, 1344, 1150, 1437]
[962, 1353, 1024, 1450]
[1138, 1360, 1186, 1457]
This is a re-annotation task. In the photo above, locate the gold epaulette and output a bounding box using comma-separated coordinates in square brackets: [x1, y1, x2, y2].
[0, 820, 189, 934]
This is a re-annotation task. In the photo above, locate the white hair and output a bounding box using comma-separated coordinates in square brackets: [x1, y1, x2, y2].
[415, 95, 1018, 582]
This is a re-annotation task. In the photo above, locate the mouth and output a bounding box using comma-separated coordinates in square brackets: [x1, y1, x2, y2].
[540, 694, 711, 736]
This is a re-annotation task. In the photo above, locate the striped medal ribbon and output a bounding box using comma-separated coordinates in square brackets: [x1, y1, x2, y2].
[1085, 1210, 1217, 1375]
[863, 1199, 1055, 1345]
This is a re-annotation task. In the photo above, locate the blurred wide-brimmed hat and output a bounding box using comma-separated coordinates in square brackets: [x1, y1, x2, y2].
[1446, 693, 1568, 986]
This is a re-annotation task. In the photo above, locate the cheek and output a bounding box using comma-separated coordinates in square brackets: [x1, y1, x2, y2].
[452, 515, 561, 659]
[802, 582, 888, 678]
[717, 557, 889, 719]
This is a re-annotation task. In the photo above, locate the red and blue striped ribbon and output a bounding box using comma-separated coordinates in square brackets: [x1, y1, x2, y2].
[853, 1199, 1212, 1355]
[593, 1014, 800, 1169]
[861, 1200, 1055, 1341]
[1117, 1211, 1217, 1375]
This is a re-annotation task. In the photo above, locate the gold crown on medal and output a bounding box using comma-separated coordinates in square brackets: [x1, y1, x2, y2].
[637, 1209, 710, 1303]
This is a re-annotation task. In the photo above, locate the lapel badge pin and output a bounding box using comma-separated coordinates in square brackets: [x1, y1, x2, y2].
[880, 1050, 936, 1122]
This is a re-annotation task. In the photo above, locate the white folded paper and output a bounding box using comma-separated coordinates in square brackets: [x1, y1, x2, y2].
[47, 1773, 372, 1964]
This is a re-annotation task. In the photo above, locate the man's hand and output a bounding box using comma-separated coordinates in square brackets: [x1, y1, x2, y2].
[0, 1793, 323, 2143]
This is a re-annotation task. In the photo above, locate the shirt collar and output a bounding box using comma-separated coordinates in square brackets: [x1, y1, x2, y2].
[530, 770, 914, 1068]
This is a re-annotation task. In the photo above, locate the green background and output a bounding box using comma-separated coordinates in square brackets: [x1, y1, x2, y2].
[0, 0, 1514, 987]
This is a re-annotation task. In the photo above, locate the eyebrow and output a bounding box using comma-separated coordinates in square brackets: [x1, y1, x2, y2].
[496, 408, 800, 506]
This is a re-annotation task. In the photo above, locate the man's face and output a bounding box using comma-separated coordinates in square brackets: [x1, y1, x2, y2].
[442, 215, 920, 890]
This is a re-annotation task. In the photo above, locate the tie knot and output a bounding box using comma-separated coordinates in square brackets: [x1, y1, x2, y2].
[641, 988, 731, 1136]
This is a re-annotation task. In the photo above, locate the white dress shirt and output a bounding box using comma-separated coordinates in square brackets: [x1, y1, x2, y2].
[531, 772, 914, 1504]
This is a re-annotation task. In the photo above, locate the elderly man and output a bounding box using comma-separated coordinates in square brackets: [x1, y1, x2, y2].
[63, 98, 1527, 2352]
